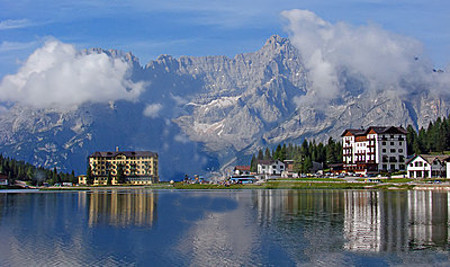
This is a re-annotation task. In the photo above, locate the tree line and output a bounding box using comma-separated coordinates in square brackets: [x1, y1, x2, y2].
[0, 154, 76, 186]
[250, 137, 343, 173]
[406, 116, 450, 155]
[251, 114, 450, 173]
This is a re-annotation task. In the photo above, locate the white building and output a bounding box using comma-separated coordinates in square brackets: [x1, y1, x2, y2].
[406, 154, 450, 178]
[342, 126, 407, 174]
[233, 166, 251, 176]
[257, 160, 285, 176]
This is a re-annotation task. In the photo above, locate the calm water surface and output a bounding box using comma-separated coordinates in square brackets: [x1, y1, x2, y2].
[0, 189, 448, 266]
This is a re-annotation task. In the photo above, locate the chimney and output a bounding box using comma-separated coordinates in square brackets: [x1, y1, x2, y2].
[116, 146, 119, 152]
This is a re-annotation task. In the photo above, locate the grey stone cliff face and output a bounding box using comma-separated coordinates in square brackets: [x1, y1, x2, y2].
[0, 35, 448, 178]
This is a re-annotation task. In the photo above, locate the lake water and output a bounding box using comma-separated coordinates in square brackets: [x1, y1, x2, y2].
[0, 189, 448, 266]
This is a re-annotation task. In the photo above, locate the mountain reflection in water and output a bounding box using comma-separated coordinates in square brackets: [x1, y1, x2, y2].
[0, 189, 448, 266]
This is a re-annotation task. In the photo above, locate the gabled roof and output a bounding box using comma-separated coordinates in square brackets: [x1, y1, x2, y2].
[341, 126, 407, 137]
[341, 129, 365, 137]
[234, 166, 251, 171]
[366, 126, 407, 135]
[90, 151, 158, 158]
[406, 154, 450, 165]
[257, 159, 285, 166]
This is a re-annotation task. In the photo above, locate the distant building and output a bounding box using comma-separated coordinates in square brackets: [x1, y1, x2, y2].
[257, 160, 285, 176]
[342, 126, 407, 174]
[234, 166, 251, 176]
[0, 174, 8, 186]
[88, 148, 159, 185]
[78, 175, 87, 185]
[406, 154, 450, 178]
[281, 160, 298, 178]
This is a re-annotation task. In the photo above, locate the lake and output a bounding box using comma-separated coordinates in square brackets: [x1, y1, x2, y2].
[0, 189, 448, 266]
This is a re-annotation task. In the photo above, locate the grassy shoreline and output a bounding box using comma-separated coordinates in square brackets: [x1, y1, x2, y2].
[2, 179, 449, 191]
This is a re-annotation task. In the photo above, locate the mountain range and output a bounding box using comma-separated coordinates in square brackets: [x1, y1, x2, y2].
[0, 35, 448, 179]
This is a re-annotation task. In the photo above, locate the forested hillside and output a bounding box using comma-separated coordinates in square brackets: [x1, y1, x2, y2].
[0, 155, 76, 186]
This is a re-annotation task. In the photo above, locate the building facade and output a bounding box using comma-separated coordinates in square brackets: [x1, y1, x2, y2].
[88, 149, 159, 185]
[257, 160, 285, 176]
[233, 166, 251, 176]
[342, 126, 407, 174]
[407, 154, 450, 178]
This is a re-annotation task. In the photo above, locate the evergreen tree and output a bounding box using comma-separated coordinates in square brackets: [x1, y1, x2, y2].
[257, 149, 264, 160]
[280, 144, 287, 161]
[406, 125, 416, 155]
[303, 156, 313, 173]
[116, 164, 126, 184]
[107, 171, 112, 186]
[273, 144, 282, 160]
[86, 165, 94, 185]
[264, 148, 271, 160]
[250, 155, 257, 172]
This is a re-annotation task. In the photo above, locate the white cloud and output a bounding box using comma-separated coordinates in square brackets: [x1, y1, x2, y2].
[281, 9, 434, 104]
[170, 94, 188, 106]
[174, 134, 190, 144]
[143, 103, 163, 118]
[0, 41, 37, 52]
[0, 19, 33, 30]
[0, 39, 145, 109]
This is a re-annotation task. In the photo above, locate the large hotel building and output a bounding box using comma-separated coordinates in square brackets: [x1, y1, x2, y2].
[342, 126, 407, 173]
[86, 148, 159, 185]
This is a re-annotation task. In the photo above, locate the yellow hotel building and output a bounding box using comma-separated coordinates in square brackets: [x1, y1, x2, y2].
[87, 149, 159, 185]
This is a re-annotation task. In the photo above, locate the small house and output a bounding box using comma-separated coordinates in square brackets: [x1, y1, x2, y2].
[406, 154, 450, 178]
[0, 174, 8, 186]
[234, 166, 251, 176]
[257, 160, 285, 176]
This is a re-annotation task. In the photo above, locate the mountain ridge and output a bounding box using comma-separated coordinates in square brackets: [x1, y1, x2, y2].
[0, 35, 448, 179]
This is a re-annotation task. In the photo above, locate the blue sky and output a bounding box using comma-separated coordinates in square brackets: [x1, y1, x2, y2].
[1, 0, 449, 78]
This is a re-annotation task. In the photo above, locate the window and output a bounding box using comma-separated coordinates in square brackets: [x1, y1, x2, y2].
[382, 149, 386, 153]
[399, 149, 403, 153]
[390, 142, 394, 146]
[390, 149, 396, 153]
[382, 141, 386, 145]
[399, 142, 403, 145]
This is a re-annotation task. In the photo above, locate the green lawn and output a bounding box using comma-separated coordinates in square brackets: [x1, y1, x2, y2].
[274, 178, 345, 182]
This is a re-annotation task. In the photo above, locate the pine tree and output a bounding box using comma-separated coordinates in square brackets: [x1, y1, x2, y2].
[86, 165, 93, 185]
[250, 155, 257, 172]
[280, 144, 287, 161]
[264, 148, 271, 160]
[257, 149, 264, 160]
[116, 164, 126, 184]
[107, 171, 112, 186]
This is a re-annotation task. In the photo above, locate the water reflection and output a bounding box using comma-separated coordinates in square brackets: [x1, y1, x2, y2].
[85, 190, 158, 227]
[251, 190, 449, 253]
[0, 189, 448, 266]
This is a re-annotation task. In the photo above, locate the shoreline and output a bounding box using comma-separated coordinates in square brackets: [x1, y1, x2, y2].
[26, 181, 450, 191]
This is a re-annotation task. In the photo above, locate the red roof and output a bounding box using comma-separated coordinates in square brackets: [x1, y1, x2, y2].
[341, 126, 407, 137]
[234, 166, 251, 171]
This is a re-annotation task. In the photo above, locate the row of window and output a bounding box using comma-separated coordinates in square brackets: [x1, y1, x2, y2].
[261, 165, 284, 169]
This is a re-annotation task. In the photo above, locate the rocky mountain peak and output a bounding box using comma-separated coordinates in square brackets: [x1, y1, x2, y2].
[0, 35, 447, 179]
